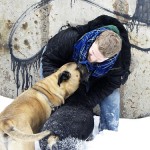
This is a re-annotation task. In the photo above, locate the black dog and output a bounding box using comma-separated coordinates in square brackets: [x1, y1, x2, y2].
[39, 89, 94, 150]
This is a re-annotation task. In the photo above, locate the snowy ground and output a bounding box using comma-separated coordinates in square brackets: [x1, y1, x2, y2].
[0, 95, 150, 150]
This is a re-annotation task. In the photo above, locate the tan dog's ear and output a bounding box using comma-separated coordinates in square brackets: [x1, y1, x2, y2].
[58, 71, 71, 86]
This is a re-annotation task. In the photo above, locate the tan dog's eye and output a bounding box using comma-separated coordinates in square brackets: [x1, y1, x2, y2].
[58, 71, 71, 86]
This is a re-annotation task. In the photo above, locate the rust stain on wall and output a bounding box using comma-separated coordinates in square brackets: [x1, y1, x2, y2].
[5, 20, 13, 29]
[14, 44, 20, 50]
[34, 20, 38, 24]
[128, 32, 139, 46]
[40, 4, 51, 46]
[24, 39, 31, 49]
[0, 33, 2, 39]
[22, 22, 28, 30]
[0, 33, 2, 51]
[4, 70, 11, 81]
[113, 0, 129, 23]
[14, 37, 18, 41]
[0, 19, 14, 52]
[0, 32, 8, 53]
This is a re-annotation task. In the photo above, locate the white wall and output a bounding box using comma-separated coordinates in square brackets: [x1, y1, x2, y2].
[0, 0, 150, 118]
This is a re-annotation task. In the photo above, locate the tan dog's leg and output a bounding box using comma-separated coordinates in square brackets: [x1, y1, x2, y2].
[48, 135, 59, 149]
[8, 139, 34, 150]
[0, 132, 7, 150]
[8, 124, 35, 150]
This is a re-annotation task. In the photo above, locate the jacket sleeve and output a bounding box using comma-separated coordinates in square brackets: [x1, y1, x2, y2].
[87, 69, 122, 106]
[42, 28, 79, 77]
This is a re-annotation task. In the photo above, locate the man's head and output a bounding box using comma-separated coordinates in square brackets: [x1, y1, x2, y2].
[88, 30, 122, 63]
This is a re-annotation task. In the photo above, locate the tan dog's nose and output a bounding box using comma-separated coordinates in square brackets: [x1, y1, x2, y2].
[77, 63, 90, 83]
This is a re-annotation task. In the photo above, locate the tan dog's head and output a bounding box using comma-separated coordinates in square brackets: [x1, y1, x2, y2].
[33, 62, 89, 105]
[56, 62, 88, 99]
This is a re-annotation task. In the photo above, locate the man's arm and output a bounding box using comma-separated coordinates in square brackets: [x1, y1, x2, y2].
[42, 28, 79, 77]
[87, 68, 122, 107]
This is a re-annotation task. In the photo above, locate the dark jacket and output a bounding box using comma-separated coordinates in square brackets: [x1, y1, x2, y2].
[42, 15, 131, 108]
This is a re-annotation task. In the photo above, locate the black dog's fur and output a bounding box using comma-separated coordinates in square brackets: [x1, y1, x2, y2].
[39, 89, 94, 150]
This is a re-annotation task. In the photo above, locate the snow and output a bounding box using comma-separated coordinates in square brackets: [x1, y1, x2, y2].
[0, 95, 150, 150]
[87, 116, 150, 150]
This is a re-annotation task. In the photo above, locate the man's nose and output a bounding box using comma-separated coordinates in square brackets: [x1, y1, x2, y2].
[88, 52, 92, 58]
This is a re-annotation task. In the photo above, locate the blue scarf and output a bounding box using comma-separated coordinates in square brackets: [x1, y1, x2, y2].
[72, 25, 120, 78]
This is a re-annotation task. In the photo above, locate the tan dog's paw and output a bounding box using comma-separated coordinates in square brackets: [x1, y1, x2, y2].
[48, 135, 59, 150]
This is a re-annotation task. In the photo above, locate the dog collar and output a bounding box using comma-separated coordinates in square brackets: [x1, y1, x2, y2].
[32, 87, 56, 111]
[41, 92, 56, 111]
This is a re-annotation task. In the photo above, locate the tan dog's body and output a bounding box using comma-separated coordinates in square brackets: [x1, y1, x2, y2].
[0, 62, 83, 150]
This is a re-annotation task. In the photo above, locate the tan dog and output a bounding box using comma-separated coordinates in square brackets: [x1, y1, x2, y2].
[0, 62, 87, 150]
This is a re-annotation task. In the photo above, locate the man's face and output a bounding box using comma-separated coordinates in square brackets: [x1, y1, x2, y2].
[87, 42, 108, 63]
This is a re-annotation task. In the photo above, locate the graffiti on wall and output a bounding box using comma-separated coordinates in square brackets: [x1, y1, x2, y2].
[8, 0, 150, 94]
[131, 0, 150, 28]
[83, 0, 150, 51]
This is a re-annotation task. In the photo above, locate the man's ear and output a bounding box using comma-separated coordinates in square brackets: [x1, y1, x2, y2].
[58, 71, 71, 86]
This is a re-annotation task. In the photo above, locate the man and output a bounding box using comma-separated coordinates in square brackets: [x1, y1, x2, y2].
[41, 15, 131, 132]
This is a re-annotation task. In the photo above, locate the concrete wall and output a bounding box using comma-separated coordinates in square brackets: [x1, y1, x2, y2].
[0, 0, 150, 118]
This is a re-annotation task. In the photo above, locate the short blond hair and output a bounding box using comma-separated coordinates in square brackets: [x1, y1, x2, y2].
[95, 30, 122, 58]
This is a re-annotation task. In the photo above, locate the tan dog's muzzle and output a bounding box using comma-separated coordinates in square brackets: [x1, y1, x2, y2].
[77, 63, 91, 83]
